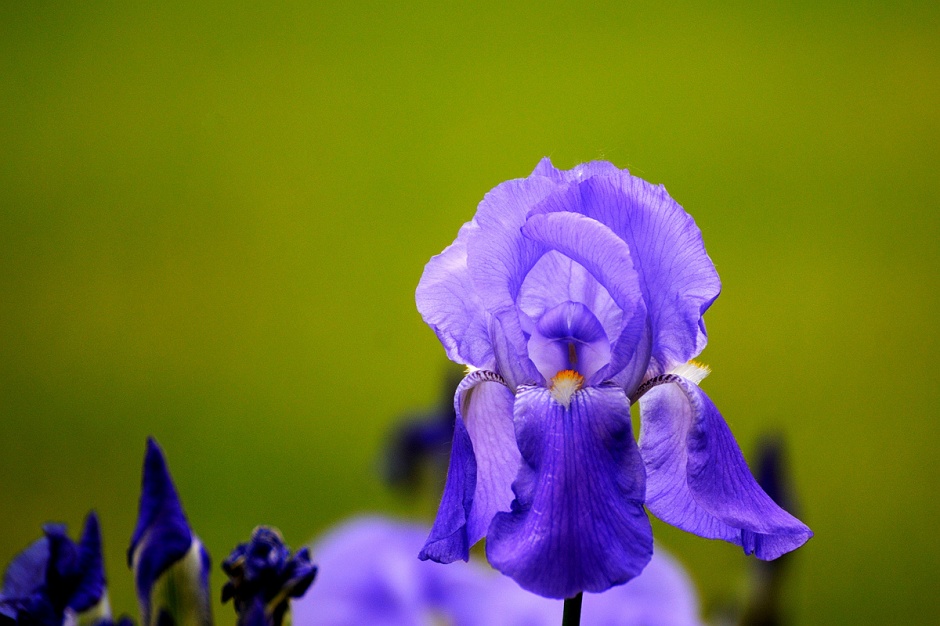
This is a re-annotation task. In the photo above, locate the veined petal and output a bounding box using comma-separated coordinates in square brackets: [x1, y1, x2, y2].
[420, 371, 520, 563]
[638, 377, 812, 559]
[516, 251, 623, 351]
[530, 161, 721, 384]
[527, 301, 611, 383]
[521, 210, 644, 382]
[464, 173, 560, 388]
[416, 223, 496, 370]
[487, 385, 652, 598]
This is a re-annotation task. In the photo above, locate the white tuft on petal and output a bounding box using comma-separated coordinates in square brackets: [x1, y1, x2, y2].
[667, 360, 711, 385]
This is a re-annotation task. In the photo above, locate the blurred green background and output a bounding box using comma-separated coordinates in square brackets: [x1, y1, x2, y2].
[1, 2, 937, 624]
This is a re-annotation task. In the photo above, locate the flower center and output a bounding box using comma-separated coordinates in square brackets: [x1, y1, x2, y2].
[527, 301, 611, 385]
[549, 369, 584, 408]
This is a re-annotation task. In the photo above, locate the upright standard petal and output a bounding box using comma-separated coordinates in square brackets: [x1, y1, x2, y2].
[638, 377, 812, 559]
[487, 385, 652, 599]
[416, 223, 496, 371]
[516, 251, 623, 351]
[129, 438, 211, 626]
[420, 370, 521, 563]
[529, 161, 721, 384]
[520, 210, 644, 382]
[463, 173, 560, 388]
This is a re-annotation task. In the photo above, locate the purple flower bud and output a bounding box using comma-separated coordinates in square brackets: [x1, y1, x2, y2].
[128, 438, 210, 626]
[221, 527, 316, 626]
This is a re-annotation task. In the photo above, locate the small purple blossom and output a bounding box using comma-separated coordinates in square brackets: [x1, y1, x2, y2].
[0, 513, 111, 626]
[128, 438, 211, 626]
[292, 516, 705, 626]
[416, 159, 812, 598]
[221, 527, 317, 626]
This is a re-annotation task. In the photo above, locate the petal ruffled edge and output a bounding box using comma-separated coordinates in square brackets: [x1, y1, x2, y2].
[420, 370, 520, 563]
[530, 160, 721, 386]
[638, 377, 812, 560]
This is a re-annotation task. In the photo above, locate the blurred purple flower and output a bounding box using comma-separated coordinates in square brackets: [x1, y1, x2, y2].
[382, 369, 462, 491]
[416, 158, 811, 598]
[292, 516, 704, 626]
[0, 513, 112, 626]
[128, 438, 211, 626]
[221, 527, 317, 626]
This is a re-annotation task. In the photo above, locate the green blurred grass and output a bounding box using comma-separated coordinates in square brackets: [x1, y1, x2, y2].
[1, 2, 937, 624]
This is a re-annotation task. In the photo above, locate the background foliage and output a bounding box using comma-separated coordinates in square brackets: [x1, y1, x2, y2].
[1, 2, 937, 624]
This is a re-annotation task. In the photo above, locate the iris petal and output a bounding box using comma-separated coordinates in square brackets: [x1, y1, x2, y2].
[531, 157, 620, 183]
[297, 517, 494, 626]
[638, 377, 812, 559]
[0, 539, 49, 603]
[415, 223, 496, 371]
[520, 211, 644, 383]
[420, 370, 520, 563]
[129, 438, 211, 626]
[69, 512, 107, 614]
[527, 301, 611, 383]
[487, 384, 652, 598]
[463, 174, 560, 388]
[529, 160, 721, 389]
[129, 440, 194, 623]
[517, 251, 623, 350]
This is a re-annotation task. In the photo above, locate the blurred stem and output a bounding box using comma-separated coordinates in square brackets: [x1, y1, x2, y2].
[562, 593, 582, 626]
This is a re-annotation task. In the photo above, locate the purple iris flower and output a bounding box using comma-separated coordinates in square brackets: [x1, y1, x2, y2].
[221, 527, 317, 626]
[128, 438, 211, 626]
[292, 516, 705, 626]
[484, 546, 704, 626]
[0, 512, 112, 626]
[293, 517, 490, 626]
[416, 158, 812, 598]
